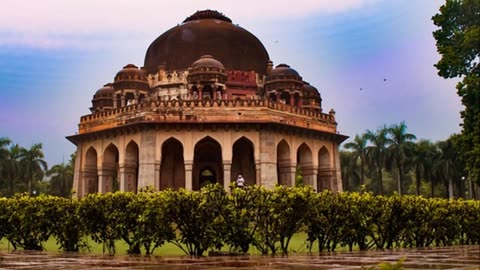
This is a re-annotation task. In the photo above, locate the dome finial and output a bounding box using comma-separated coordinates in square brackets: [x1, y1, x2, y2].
[183, 10, 232, 23]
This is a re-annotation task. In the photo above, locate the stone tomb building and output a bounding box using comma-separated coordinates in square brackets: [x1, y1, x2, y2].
[67, 10, 348, 197]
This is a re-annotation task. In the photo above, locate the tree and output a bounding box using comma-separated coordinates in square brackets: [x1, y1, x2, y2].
[20, 143, 48, 195]
[4, 144, 24, 196]
[412, 140, 438, 196]
[0, 137, 12, 194]
[340, 151, 360, 191]
[47, 162, 73, 197]
[365, 126, 389, 194]
[433, 0, 480, 187]
[437, 135, 464, 198]
[344, 134, 368, 186]
[387, 122, 416, 195]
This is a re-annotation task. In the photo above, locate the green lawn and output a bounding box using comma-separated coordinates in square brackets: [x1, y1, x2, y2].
[0, 233, 342, 256]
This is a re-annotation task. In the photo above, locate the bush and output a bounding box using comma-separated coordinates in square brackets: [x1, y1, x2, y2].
[0, 186, 478, 255]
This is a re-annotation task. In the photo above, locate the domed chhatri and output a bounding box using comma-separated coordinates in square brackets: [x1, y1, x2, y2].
[67, 10, 348, 198]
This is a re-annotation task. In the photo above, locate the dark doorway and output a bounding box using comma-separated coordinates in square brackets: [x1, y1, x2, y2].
[193, 136, 223, 190]
[199, 167, 217, 188]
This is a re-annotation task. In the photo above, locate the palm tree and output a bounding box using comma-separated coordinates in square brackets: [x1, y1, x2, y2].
[412, 140, 438, 196]
[340, 151, 360, 191]
[365, 126, 389, 194]
[20, 143, 48, 195]
[437, 137, 463, 198]
[344, 134, 368, 186]
[4, 144, 24, 196]
[0, 137, 12, 193]
[47, 162, 73, 197]
[387, 122, 416, 195]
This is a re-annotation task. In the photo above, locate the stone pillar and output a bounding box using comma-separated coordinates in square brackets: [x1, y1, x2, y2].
[289, 94, 294, 106]
[259, 130, 277, 189]
[288, 165, 296, 187]
[113, 99, 117, 109]
[120, 164, 137, 192]
[223, 160, 232, 191]
[72, 146, 82, 198]
[138, 130, 156, 189]
[119, 164, 127, 191]
[332, 144, 343, 192]
[98, 168, 112, 194]
[121, 95, 126, 107]
[154, 161, 161, 190]
[256, 161, 261, 186]
[134, 92, 139, 104]
[184, 160, 193, 190]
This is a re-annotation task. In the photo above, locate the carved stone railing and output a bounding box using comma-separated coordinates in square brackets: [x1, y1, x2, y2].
[80, 98, 335, 124]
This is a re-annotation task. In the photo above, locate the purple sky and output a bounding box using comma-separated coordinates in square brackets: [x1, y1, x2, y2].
[0, 0, 462, 166]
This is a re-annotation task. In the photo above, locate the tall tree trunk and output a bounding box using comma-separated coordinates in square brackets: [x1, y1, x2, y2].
[415, 168, 421, 196]
[378, 167, 383, 195]
[397, 164, 403, 196]
[360, 159, 365, 186]
[448, 177, 454, 199]
[430, 178, 435, 198]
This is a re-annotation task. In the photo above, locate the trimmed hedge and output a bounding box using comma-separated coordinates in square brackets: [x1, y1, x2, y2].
[0, 185, 478, 255]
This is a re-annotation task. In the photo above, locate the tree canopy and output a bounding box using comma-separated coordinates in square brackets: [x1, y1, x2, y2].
[432, 0, 480, 185]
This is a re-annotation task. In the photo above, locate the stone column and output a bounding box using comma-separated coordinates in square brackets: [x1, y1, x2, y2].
[289, 94, 294, 106]
[223, 160, 232, 191]
[184, 160, 193, 190]
[120, 164, 137, 192]
[288, 165, 296, 187]
[256, 161, 261, 186]
[98, 168, 112, 194]
[121, 95, 126, 107]
[259, 130, 277, 189]
[113, 98, 117, 109]
[119, 164, 127, 191]
[138, 129, 156, 189]
[332, 144, 343, 192]
[72, 146, 82, 198]
[154, 161, 161, 190]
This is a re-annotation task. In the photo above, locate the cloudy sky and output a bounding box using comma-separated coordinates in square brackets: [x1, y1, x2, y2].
[0, 0, 461, 166]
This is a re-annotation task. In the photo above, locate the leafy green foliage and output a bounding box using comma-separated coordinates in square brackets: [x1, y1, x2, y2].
[433, 0, 480, 185]
[0, 188, 478, 256]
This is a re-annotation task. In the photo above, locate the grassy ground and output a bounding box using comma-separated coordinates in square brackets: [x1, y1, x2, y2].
[0, 233, 337, 256]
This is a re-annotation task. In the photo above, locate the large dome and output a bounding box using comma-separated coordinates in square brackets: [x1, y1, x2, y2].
[144, 10, 270, 75]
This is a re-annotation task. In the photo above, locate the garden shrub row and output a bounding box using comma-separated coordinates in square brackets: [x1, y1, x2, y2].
[0, 185, 478, 256]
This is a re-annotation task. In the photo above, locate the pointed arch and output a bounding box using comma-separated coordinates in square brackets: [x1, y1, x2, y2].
[84, 147, 98, 194]
[317, 146, 331, 191]
[231, 137, 256, 186]
[277, 139, 292, 186]
[160, 137, 185, 190]
[193, 136, 223, 190]
[124, 140, 139, 192]
[297, 143, 314, 187]
[102, 143, 119, 193]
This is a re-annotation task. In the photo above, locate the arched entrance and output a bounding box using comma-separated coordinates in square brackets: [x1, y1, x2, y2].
[102, 144, 119, 193]
[277, 139, 292, 186]
[124, 141, 139, 192]
[160, 138, 185, 190]
[231, 137, 256, 186]
[84, 147, 98, 195]
[317, 147, 331, 191]
[297, 143, 314, 187]
[193, 136, 223, 190]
